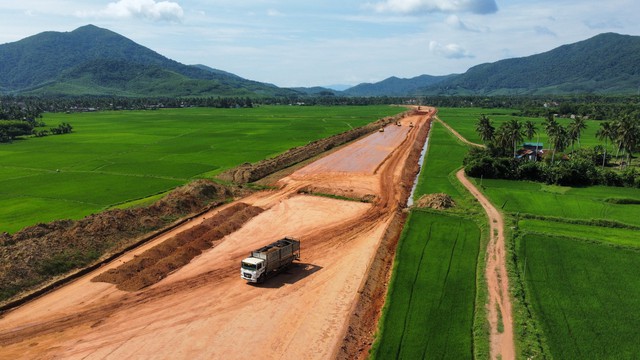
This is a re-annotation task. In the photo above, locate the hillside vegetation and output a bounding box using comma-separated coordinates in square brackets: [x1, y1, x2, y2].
[0, 25, 295, 97]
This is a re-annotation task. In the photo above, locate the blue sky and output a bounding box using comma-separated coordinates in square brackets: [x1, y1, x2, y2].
[1, 0, 639, 88]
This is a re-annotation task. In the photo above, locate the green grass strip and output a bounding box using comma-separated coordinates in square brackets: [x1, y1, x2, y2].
[371, 211, 480, 360]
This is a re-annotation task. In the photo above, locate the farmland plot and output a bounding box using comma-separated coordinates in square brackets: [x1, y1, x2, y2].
[371, 211, 480, 360]
[517, 234, 640, 359]
[0, 106, 403, 233]
[413, 121, 469, 204]
[482, 179, 640, 226]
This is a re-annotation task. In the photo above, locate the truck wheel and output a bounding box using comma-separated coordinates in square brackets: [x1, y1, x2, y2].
[258, 274, 265, 284]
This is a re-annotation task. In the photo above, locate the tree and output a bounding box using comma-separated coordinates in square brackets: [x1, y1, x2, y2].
[505, 119, 524, 157]
[475, 114, 495, 144]
[596, 121, 614, 168]
[524, 120, 537, 141]
[616, 116, 640, 168]
[567, 117, 588, 151]
[543, 114, 561, 163]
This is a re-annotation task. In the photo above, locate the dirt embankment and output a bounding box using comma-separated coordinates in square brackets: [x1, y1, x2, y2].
[218, 111, 415, 184]
[0, 180, 233, 307]
[93, 203, 263, 291]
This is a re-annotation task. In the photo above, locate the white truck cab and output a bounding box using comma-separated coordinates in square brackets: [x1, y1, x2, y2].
[241, 257, 265, 283]
[241, 237, 301, 284]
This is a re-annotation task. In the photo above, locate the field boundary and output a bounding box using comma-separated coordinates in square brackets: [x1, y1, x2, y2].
[218, 110, 414, 183]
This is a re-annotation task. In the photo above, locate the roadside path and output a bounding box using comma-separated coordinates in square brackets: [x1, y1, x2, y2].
[435, 113, 514, 359]
[456, 169, 514, 360]
[434, 116, 485, 148]
[433, 112, 513, 360]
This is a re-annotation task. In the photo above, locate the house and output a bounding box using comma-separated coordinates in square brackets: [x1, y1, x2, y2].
[517, 142, 544, 161]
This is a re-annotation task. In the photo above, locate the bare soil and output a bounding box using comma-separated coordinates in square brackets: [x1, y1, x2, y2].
[456, 169, 515, 360]
[415, 193, 456, 210]
[0, 109, 434, 359]
[0, 180, 234, 306]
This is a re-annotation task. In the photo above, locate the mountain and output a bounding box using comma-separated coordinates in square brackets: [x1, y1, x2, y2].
[421, 33, 640, 95]
[343, 74, 456, 96]
[0, 25, 297, 97]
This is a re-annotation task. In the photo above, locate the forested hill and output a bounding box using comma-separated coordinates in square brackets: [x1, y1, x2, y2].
[421, 32, 640, 95]
[0, 25, 296, 97]
[343, 74, 456, 96]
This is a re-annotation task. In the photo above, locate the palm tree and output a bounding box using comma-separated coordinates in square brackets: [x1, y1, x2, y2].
[616, 116, 640, 168]
[596, 121, 614, 168]
[567, 117, 588, 151]
[505, 119, 524, 157]
[494, 124, 511, 154]
[543, 115, 560, 163]
[524, 120, 537, 141]
[475, 114, 495, 144]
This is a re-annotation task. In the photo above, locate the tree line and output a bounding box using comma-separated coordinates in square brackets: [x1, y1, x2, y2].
[467, 113, 640, 187]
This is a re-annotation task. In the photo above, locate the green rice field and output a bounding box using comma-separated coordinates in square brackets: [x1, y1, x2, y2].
[437, 107, 611, 150]
[517, 233, 640, 359]
[481, 178, 640, 226]
[413, 121, 470, 204]
[371, 211, 480, 360]
[0, 105, 403, 233]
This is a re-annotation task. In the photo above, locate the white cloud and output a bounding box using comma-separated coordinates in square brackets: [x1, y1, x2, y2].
[370, 0, 498, 15]
[429, 40, 474, 59]
[267, 9, 283, 17]
[445, 15, 481, 32]
[78, 0, 184, 22]
[534, 26, 557, 37]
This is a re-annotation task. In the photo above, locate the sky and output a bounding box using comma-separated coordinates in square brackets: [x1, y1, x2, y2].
[1, 0, 639, 88]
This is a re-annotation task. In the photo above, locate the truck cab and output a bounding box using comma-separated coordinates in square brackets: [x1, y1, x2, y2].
[241, 257, 265, 283]
[240, 237, 300, 284]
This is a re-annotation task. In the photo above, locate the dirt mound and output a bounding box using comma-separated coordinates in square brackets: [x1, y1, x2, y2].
[92, 203, 264, 291]
[218, 110, 415, 184]
[415, 193, 456, 210]
[0, 180, 234, 304]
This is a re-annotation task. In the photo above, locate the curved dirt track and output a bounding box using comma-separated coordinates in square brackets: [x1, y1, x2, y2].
[0, 109, 434, 359]
[434, 115, 485, 148]
[436, 111, 514, 359]
[456, 169, 514, 360]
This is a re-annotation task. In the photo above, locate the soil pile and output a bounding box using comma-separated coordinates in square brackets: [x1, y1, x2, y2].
[0, 180, 233, 303]
[93, 203, 263, 291]
[415, 193, 456, 210]
[218, 111, 414, 184]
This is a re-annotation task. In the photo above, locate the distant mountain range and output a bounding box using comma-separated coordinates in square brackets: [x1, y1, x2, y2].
[346, 33, 640, 96]
[0, 25, 639, 97]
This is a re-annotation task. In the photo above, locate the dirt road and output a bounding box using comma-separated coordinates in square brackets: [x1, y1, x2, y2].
[436, 111, 514, 359]
[434, 116, 485, 148]
[456, 169, 514, 360]
[0, 109, 433, 359]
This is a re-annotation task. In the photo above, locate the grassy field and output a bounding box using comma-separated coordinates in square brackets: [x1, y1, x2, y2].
[413, 121, 470, 204]
[437, 107, 614, 150]
[371, 211, 480, 360]
[481, 178, 640, 226]
[517, 233, 640, 359]
[0, 105, 403, 233]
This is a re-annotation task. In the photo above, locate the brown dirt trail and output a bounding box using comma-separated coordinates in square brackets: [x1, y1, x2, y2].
[457, 169, 515, 360]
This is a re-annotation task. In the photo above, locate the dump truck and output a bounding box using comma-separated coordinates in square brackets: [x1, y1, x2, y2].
[241, 237, 301, 283]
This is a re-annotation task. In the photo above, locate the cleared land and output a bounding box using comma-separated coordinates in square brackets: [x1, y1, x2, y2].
[371, 211, 480, 360]
[0, 105, 403, 233]
[0, 108, 433, 359]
